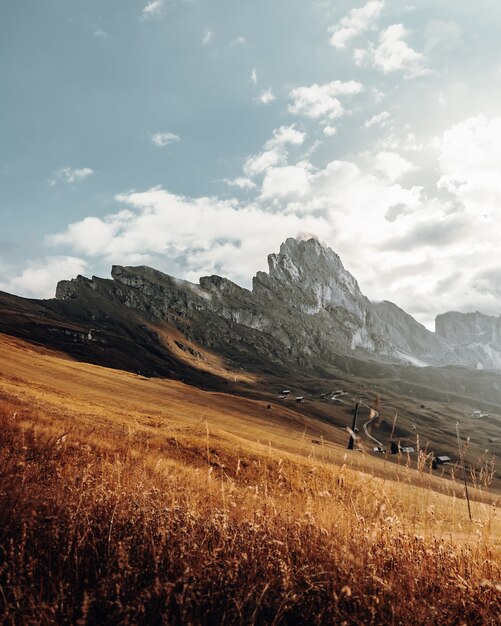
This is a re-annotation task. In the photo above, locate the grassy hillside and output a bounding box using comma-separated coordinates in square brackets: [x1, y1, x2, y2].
[0, 334, 500, 624]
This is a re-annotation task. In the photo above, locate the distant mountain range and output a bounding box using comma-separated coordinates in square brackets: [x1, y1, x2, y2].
[54, 236, 501, 371]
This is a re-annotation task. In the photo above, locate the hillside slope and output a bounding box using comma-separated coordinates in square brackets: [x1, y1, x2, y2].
[0, 330, 500, 624]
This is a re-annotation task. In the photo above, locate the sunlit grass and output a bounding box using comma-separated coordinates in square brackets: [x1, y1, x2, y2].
[0, 396, 499, 625]
[0, 334, 499, 623]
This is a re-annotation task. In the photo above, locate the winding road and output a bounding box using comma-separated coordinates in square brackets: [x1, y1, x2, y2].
[361, 406, 385, 450]
[331, 394, 385, 450]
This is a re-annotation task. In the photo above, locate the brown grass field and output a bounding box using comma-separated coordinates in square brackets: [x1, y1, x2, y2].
[0, 333, 500, 624]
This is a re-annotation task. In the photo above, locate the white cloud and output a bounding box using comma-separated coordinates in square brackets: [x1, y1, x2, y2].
[0, 256, 88, 299]
[368, 24, 427, 76]
[50, 166, 94, 186]
[243, 149, 283, 178]
[323, 126, 337, 137]
[256, 158, 421, 220]
[328, 0, 385, 49]
[141, 0, 165, 20]
[49, 215, 125, 256]
[224, 177, 256, 190]
[365, 111, 390, 128]
[243, 125, 305, 179]
[151, 131, 180, 147]
[374, 151, 418, 181]
[358, 116, 501, 321]
[266, 125, 305, 148]
[49, 188, 327, 285]
[437, 114, 501, 215]
[202, 29, 213, 45]
[251, 69, 257, 85]
[377, 131, 423, 153]
[261, 162, 313, 200]
[288, 80, 363, 120]
[257, 88, 275, 104]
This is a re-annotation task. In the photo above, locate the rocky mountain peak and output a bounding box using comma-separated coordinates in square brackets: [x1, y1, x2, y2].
[253, 237, 367, 319]
[436, 311, 501, 343]
[269, 237, 362, 295]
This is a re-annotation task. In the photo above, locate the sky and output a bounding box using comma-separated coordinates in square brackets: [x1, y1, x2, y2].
[2, 0, 501, 329]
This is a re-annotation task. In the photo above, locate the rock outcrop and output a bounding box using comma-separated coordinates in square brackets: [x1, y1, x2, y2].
[436, 311, 501, 369]
[370, 301, 459, 367]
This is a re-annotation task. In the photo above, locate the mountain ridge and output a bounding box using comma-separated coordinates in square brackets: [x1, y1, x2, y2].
[54, 236, 501, 371]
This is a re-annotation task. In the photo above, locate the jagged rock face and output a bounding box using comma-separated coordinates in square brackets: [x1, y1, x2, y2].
[253, 238, 376, 353]
[370, 301, 461, 367]
[436, 311, 501, 369]
[55, 274, 97, 299]
[55, 237, 500, 371]
[254, 238, 368, 317]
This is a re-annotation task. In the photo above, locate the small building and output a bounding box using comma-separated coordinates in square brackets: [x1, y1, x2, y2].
[282, 390, 291, 395]
[295, 396, 305, 403]
[432, 455, 451, 469]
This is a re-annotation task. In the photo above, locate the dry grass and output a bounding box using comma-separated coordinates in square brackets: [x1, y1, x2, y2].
[0, 334, 500, 624]
[1, 395, 500, 626]
[152, 322, 257, 384]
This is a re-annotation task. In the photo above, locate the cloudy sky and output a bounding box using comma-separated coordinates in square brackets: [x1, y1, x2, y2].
[2, 0, 501, 328]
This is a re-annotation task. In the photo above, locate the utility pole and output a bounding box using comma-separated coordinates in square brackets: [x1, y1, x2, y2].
[347, 402, 359, 450]
[455, 423, 472, 521]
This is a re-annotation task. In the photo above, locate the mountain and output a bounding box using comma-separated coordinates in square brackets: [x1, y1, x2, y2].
[436, 311, 501, 370]
[370, 300, 460, 367]
[53, 237, 494, 371]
